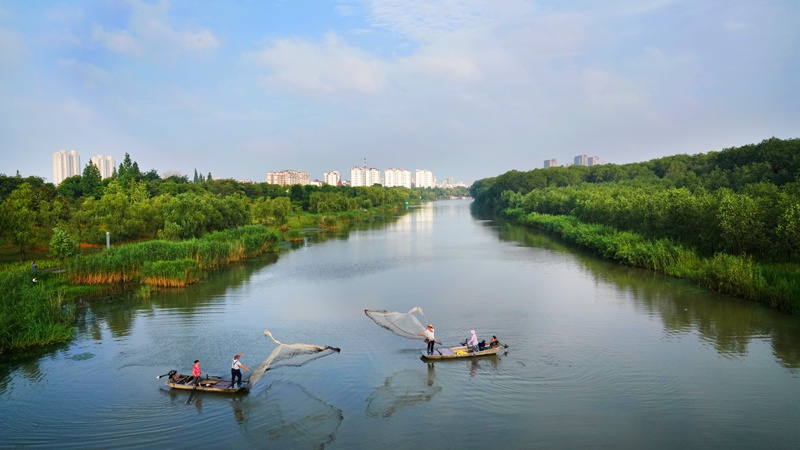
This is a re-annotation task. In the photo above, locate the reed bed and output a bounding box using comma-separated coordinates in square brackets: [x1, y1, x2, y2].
[0, 271, 75, 354]
[68, 225, 279, 285]
[141, 259, 203, 287]
[512, 210, 800, 314]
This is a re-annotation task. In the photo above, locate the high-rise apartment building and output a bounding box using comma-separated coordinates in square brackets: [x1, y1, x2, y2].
[588, 156, 601, 166]
[323, 171, 340, 185]
[90, 155, 116, 179]
[52, 150, 81, 185]
[544, 159, 558, 168]
[414, 169, 435, 188]
[574, 155, 589, 166]
[384, 168, 411, 188]
[350, 165, 381, 187]
[265, 170, 310, 186]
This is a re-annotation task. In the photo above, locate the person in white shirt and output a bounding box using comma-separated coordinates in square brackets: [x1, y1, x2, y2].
[231, 353, 249, 388]
[418, 324, 436, 355]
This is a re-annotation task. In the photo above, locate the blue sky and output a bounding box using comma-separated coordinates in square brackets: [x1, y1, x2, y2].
[1, 0, 798, 185]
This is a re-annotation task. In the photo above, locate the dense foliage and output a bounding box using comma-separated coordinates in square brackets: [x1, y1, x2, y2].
[0, 152, 467, 258]
[470, 137, 800, 312]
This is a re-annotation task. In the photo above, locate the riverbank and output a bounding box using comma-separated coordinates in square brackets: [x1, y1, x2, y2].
[0, 204, 411, 355]
[504, 209, 800, 315]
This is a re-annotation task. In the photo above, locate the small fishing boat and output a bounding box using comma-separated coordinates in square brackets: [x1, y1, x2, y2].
[421, 344, 504, 360]
[158, 370, 249, 393]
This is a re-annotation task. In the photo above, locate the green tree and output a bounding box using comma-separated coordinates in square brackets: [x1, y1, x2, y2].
[49, 227, 79, 262]
[80, 162, 104, 199]
[777, 203, 800, 262]
[0, 183, 38, 259]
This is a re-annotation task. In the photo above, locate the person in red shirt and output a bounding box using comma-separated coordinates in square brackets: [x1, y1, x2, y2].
[192, 360, 202, 386]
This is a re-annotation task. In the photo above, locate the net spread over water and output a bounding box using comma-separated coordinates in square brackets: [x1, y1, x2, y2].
[248, 330, 341, 387]
[364, 307, 431, 340]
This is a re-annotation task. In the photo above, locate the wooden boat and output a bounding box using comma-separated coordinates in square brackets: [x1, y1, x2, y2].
[161, 371, 249, 393]
[421, 344, 503, 360]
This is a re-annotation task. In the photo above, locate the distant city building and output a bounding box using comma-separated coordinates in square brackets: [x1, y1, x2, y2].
[350, 164, 381, 187]
[236, 179, 254, 184]
[90, 155, 115, 179]
[544, 159, 558, 168]
[265, 170, 310, 186]
[414, 169, 435, 188]
[52, 150, 80, 185]
[588, 156, 601, 166]
[323, 171, 340, 185]
[384, 168, 412, 188]
[574, 155, 589, 166]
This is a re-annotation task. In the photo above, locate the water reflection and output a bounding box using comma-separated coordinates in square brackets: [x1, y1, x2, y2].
[248, 381, 343, 449]
[490, 219, 800, 369]
[365, 367, 441, 418]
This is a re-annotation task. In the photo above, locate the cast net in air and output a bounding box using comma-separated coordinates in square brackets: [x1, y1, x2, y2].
[364, 307, 434, 341]
[248, 330, 341, 387]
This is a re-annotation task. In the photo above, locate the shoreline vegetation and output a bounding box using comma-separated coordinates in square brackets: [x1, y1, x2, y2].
[0, 154, 470, 354]
[470, 137, 800, 315]
[0, 203, 418, 355]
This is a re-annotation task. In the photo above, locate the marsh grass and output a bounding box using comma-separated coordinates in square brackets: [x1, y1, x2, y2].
[513, 210, 800, 314]
[142, 259, 202, 287]
[68, 226, 278, 285]
[0, 270, 75, 354]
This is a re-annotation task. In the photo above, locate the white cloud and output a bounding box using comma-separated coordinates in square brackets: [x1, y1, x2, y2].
[92, 0, 220, 59]
[92, 25, 142, 56]
[367, 0, 495, 41]
[249, 33, 386, 95]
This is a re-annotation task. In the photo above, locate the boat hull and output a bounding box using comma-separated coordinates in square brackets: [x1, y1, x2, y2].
[165, 375, 249, 393]
[421, 345, 502, 360]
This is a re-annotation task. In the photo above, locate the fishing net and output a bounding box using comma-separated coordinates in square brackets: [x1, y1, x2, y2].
[249, 330, 340, 387]
[364, 307, 430, 340]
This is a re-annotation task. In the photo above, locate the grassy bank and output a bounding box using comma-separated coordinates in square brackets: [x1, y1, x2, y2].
[0, 269, 76, 353]
[0, 204, 414, 354]
[506, 208, 800, 314]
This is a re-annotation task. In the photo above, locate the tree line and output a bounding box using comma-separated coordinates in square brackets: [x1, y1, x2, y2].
[0, 153, 468, 260]
[469, 137, 800, 312]
[470, 137, 800, 264]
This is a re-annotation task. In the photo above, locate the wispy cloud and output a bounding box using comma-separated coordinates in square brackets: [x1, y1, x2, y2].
[248, 33, 386, 95]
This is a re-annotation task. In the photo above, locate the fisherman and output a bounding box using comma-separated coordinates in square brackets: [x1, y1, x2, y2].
[418, 324, 436, 355]
[231, 353, 249, 388]
[191, 360, 202, 386]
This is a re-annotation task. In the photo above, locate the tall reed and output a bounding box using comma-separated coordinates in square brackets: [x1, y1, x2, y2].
[512, 210, 800, 314]
[68, 225, 279, 285]
[0, 270, 75, 354]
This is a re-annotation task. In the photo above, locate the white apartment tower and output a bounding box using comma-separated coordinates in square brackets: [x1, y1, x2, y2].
[588, 156, 601, 166]
[384, 168, 412, 188]
[52, 150, 81, 185]
[90, 155, 116, 179]
[350, 165, 381, 187]
[414, 169, 435, 188]
[544, 159, 558, 168]
[323, 171, 341, 186]
[574, 155, 589, 166]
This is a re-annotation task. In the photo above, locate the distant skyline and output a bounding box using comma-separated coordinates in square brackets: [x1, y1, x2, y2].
[1, 1, 798, 185]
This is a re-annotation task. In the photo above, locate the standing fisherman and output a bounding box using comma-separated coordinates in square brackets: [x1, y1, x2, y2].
[418, 324, 436, 355]
[231, 353, 249, 388]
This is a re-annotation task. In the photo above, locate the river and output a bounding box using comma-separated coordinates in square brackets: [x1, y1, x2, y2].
[1, 199, 799, 449]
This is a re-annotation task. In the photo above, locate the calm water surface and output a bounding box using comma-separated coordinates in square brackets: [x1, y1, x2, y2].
[1, 200, 799, 449]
